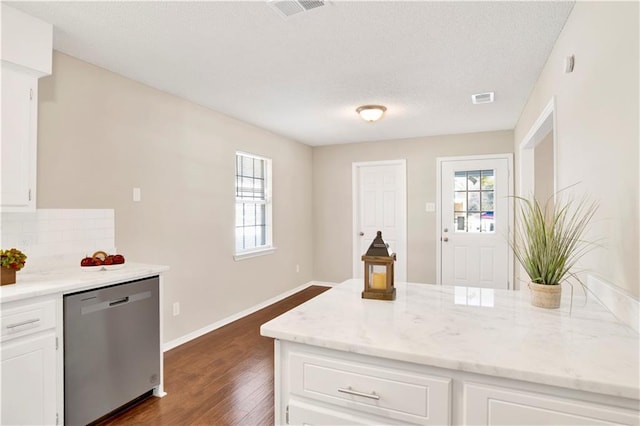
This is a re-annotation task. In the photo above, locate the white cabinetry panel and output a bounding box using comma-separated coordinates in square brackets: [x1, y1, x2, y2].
[1, 65, 37, 210]
[288, 349, 451, 425]
[463, 382, 639, 426]
[1, 4, 53, 76]
[0, 296, 59, 425]
[1, 4, 52, 211]
[0, 331, 57, 425]
[0, 298, 55, 341]
[288, 398, 380, 425]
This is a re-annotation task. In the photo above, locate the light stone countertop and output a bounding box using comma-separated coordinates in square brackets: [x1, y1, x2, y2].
[260, 279, 640, 401]
[0, 262, 169, 304]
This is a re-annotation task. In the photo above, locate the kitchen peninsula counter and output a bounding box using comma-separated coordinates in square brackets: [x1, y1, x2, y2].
[261, 279, 639, 425]
[1, 262, 169, 425]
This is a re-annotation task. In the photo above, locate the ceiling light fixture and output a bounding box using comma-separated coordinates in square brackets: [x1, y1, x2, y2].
[356, 105, 387, 122]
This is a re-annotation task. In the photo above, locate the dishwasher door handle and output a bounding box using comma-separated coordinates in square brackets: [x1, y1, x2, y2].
[109, 296, 129, 307]
[81, 291, 151, 315]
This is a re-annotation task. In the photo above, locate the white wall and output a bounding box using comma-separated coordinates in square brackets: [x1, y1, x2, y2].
[534, 131, 554, 206]
[514, 2, 639, 298]
[36, 52, 314, 343]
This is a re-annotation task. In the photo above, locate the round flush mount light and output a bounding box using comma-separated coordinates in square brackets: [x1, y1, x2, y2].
[356, 105, 387, 122]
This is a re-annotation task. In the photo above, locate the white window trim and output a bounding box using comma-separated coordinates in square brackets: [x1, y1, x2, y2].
[233, 246, 277, 261]
[234, 151, 274, 258]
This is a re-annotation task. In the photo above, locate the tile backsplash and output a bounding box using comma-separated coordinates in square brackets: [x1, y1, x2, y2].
[1, 209, 115, 271]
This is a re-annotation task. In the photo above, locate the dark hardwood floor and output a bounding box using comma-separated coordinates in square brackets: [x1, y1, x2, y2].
[99, 285, 330, 426]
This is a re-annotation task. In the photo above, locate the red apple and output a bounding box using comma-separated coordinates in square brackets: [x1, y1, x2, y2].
[104, 255, 114, 265]
[112, 254, 125, 265]
[80, 257, 94, 267]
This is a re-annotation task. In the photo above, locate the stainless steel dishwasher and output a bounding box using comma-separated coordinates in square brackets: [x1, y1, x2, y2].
[64, 276, 160, 425]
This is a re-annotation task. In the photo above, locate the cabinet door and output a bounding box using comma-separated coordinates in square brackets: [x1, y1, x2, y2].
[1, 65, 37, 210]
[1, 332, 57, 425]
[464, 382, 639, 426]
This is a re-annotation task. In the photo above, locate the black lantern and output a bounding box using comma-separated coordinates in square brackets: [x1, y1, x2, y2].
[361, 231, 396, 300]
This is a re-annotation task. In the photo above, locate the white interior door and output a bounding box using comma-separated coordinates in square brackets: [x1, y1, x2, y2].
[353, 160, 407, 282]
[438, 155, 513, 289]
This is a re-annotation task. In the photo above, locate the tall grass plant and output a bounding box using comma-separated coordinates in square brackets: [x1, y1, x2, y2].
[511, 193, 598, 287]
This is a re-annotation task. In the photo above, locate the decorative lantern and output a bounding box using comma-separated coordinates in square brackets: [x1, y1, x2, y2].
[361, 231, 396, 300]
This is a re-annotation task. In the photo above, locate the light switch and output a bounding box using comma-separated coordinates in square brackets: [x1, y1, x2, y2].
[425, 202, 435, 212]
[133, 187, 141, 202]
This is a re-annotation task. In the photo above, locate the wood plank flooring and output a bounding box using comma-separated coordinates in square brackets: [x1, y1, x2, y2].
[99, 285, 330, 426]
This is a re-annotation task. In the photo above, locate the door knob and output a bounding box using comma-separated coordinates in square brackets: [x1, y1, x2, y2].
[443, 237, 449, 242]
[359, 232, 364, 236]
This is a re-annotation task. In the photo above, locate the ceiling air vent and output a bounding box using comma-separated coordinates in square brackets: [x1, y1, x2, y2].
[471, 92, 495, 104]
[268, 0, 325, 18]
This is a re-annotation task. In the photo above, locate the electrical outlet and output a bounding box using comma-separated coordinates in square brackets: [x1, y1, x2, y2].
[296, 264, 300, 273]
[172, 302, 180, 316]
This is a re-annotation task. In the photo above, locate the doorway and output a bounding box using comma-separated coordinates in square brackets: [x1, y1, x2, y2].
[437, 154, 514, 289]
[519, 97, 557, 205]
[518, 97, 557, 290]
[352, 160, 407, 282]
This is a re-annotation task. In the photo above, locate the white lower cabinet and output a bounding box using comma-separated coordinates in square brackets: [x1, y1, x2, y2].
[276, 341, 639, 426]
[0, 297, 59, 425]
[279, 342, 451, 425]
[463, 382, 639, 426]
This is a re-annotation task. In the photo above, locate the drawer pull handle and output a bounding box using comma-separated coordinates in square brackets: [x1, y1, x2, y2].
[337, 387, 380, 400]
[5, 318, 40, 329]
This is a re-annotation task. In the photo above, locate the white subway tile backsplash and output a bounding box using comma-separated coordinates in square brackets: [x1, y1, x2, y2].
[2, 221, 22, 234]
[1, 209, 115, 271]
[93, 218, 113, 229]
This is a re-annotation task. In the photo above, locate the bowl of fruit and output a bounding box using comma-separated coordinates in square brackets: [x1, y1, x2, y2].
[80, 251, 126, 271]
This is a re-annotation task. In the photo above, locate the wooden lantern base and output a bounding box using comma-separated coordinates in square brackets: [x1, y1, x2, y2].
[362, 287, 396, 301]
[1, 268, 17, 285]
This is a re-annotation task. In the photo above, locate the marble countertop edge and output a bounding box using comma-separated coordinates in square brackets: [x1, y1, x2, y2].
[261, 328, 640, 401]
[0, 263, 170, 303]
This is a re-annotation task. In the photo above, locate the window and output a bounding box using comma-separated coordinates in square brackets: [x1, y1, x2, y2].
[235, 152, 273, 259]
[453, 169, 495, 233]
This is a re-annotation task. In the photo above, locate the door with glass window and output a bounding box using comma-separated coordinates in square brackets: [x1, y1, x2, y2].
[439, 156, 512, 289]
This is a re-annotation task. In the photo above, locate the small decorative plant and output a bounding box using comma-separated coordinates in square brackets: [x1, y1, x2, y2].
[510, 192, 598, 308]
[0, 248, 28, 271]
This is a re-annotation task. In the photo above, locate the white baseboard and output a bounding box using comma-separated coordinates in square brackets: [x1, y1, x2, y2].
[587, 275, 640, 333]
[311, 280, 340, 287]
[162, 281, 333, 351]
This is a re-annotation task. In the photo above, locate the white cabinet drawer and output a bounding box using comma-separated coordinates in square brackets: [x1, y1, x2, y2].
[1, 299, 56, 342]
[289, 351, 451, 425]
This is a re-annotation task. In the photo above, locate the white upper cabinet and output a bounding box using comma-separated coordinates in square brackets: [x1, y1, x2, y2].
[1, 66, 38, 210]
[1, 5, 53, 76]
[1, 5, 52, 212]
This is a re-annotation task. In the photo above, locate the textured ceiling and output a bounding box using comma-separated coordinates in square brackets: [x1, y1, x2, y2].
[7, 1, 574, 146]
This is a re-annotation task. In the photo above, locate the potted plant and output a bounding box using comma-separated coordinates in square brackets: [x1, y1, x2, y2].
[511, 194, 598, 308]
[1, 248, 27, 286]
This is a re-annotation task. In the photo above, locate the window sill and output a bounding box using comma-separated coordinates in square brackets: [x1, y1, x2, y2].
[234, 247, 277, 261]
